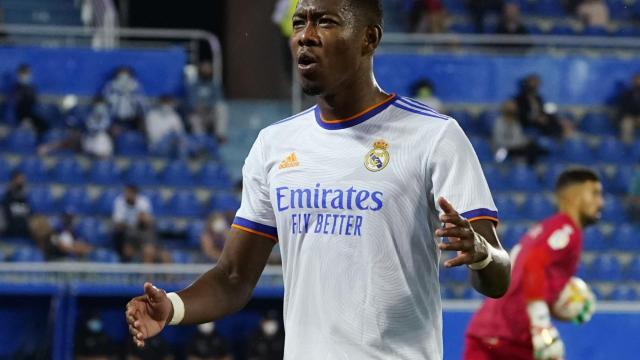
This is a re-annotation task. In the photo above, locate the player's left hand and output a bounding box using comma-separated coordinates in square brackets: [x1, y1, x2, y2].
[435, 197, 489, 267]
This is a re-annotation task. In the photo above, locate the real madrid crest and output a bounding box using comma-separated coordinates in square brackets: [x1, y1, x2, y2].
[364, 139, 390, 172]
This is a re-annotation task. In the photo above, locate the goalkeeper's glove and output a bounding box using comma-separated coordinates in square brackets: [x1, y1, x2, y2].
[528, 300, 565, 360]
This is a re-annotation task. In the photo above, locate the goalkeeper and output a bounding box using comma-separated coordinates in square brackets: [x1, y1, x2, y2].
[464, 167, 603, 360]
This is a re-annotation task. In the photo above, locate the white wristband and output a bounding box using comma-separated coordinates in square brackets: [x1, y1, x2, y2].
[167, 292, 185, 325]
[467, 236, 494, 270]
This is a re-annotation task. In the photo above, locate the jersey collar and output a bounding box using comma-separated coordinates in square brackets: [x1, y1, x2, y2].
[314, 93, 397, 130]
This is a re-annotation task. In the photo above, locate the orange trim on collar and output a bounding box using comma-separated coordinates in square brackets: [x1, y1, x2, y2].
[319, 93, 396, 124]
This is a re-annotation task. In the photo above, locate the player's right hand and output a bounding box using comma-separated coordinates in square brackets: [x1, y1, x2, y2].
[125, 282, 172, 347]
[531, 325, 565, 360]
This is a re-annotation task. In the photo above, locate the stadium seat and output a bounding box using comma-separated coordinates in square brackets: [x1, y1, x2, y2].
[35, 103, 63, 127]
[88, 248, 120, 263]
[469, 136, 493, 162]
[588, 254, 622, 281]
[501, 222, 529, 250]
[440, 263, 467, 282]
[0, 158, 12, 183]
[582, 26, 610, 36]
[506, 164, 541, 192]
[51, 157, 86, 184]
[611, 224, 637, 251]
[580, 113, 616, 136]
[558, 138, 593, 163]
[493, 194, 521, 221]
[541, 163, 566, 188]
[28, 186, 58, 214]
[123, 160, 158, 186]
[534, 0, 566, 16]
[625, 256, 640, 281]
[171, 250, 193, 264]
[9, 246, 44, 262]
[596, 137, 630, 163]
[6, 128, 37, 154]
[482, 163, 506, 190]
[187, 220, 205, 248]
[441, 0, 466, 15]
[582, 226, 609, 251]
[600, 195, 627, 223]
[115, 131, 148, 156]
[607, 165, 635, 194]
[449, 23, 476, 34]
[143, 189, 167, 216]
[477, 110, 499, 136]
[210, 192, 240, 212]
[440, 286, 454, 300]
[614, 25, 640, 37]
[549, 24, 576, 35]
[95, 187, 121, 216]
[87, 159, 121, 185]
[60, 187, 93, 215]
[189, 134, 220, 159]
[609, 285, 638, 301]
[76, 218, 110, 247]
[523, 195, 554, 220]
[197, 162, 232, 189]
[168, 190, 202, 218]
[41, 128, 67, 145]
[448, 110, 477, 135]
[608, 0, 634, 19]
[17, 157, 49, 183]
[631, 141, 640, 161]
[161, 160, 194, 187]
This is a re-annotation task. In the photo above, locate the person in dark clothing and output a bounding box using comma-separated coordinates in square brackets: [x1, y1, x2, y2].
[45, 210, 93, 260]
[12, 64, 47, 134]
[245, 310, 285, 360]
[1, 171, 32, 238]
[468, 0, 504, 33]
[185, 322, 233, 360]
[617, 73, 640, 144]
[495, 2, 528, 35]
[75, 314, 117, 360]
[514, 74, 564, 139]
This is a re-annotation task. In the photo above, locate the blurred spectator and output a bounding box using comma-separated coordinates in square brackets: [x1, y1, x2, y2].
[629, 169, 640, 223]
[201, 212, 228, 262]
[45, 210, 93, 260]
[468, 0, 504, 33]
[409, 0, 447, 33]
[271, 0, 297, 78]
[245, 310, 285, 360]
[112, 184, 159, 263]
[617, 73, 640, 144]
[103, 66, 145, 132]
[187, 62, 229, 143]
[125, 336, 173, 360]
[492, 100, 546, 165]
[12, 64, 47, 135]
[495, 3, 528, 35]
[514, 74, 567, 139]
[1, 171, 33, 239]
[75, 313, 117, 360]
[185, 322, 233, 360]
[145, 95, 190, 158]
[38, 97, 114, 158]
[576, 0, 609, 28]
[411, 78, 443, 113]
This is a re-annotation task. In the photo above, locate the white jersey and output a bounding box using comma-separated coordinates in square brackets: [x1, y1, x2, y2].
[233, 94, 497, 360]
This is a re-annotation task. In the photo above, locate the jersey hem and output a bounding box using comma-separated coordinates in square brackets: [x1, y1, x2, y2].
[232, 217, 278, 243]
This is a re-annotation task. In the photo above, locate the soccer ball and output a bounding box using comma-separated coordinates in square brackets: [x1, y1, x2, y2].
[552, 277, 596, 324]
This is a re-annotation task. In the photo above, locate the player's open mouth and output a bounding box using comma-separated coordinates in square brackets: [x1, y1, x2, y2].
[297, 53, 318, 72]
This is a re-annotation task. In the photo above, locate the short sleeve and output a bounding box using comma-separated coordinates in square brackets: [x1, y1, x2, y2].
[138, 196, 152, 215]
[233, 132, 278, 242]
[427, 120, 498, 223]
[112, 197, 125, 223]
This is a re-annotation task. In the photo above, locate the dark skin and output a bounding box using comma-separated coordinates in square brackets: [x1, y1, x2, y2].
[126, 0, 510, 347]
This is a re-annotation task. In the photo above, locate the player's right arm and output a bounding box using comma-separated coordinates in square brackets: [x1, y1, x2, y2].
[125, 227, 274, 347]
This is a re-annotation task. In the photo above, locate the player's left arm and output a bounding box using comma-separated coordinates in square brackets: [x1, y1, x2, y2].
[436, 197, 510, 298]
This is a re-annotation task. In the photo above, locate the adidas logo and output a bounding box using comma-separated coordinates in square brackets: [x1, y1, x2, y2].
[279, 152, 300, 169]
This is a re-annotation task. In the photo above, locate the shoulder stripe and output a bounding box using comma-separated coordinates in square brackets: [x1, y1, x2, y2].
[392, 101, 449, 120]
[396, 98, 450, 120]
[401, 97, 440, 113]
[270, 106, 316, 127]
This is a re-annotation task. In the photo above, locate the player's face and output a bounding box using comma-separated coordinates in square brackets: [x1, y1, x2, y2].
[290, 0, 365, 96]
[577, 181, 604, 226]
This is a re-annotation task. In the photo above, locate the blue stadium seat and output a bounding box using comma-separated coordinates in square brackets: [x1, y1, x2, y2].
[580, 113, 616, 136]
[51, 157, 86, 184]
[501, 223, 529, 250]
[6, 128, 37, 154]
[95, 187, 121, 216]
[611, 224, 637, 251]
[477, 110, 499, 136]
[60, 187, 93, 215]
[582, 226, 609, 251]
[115, 131, 148, 156]
[558, 138, 593, 163]
[28, 186, 58, 214]
[482, 163, 506, 190]
[440, 286, 455, 300]
[506, 164, 541, 192]
[123, 160, 157, 186]
[523, 195, 554, 220]
[582, 26, 610, 36]
[449, 23, 476, 34]
[210, 192, 240, 212]
[449, 110, 477, 135]
[0, 158, 12, 183]
[534, 0, 566, 16]
[41, 128, 67, 145]
[588, 254, 622, 281]
[549, 24, 576, 35]
[189, 134, 220, 159]
[9, 246, 44, 262]
[171, 250, 193, 264]
[614, 25, 640, 37]
[17, 157, 49, 183]
[87, 159, 121, 185]
[631, 141, 640, 161]
[469, 136, 493, 162]
[35, 103, 63, 127]
[88, 248, 120, 263]
[187, 220, 205, 248]
[168, 190, 202, 218]
[600, 195, 627, 223]
[441, 0, 466, 15]
[606, 165, 635, 194]
[596, 137, 630, 163]
[197, 162, 232, 189]
[493, 194, 521, 221]
[609, 285, 638, 301]
[76, 218, 110, 247]
[625, 256, 640, 281]
[143, 189, 166, 216]
[440, 263, 467, 282]
[608, 0, 634, 19]
[161, 160, 194, 187]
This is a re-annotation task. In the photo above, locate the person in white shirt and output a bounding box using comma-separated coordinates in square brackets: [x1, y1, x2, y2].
[126, 1, 510, 359]
[145, 95, 188, 158]
[112, 184, 157, 263]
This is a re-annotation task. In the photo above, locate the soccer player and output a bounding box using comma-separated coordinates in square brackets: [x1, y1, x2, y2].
[464, 167, 604, 360]
[125, 0, 511, 358]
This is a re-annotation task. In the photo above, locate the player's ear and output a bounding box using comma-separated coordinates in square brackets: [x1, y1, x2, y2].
[362, 24, 382, 55]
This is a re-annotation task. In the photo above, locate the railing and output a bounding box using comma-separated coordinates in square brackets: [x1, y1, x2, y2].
[0, 24, 224, 87]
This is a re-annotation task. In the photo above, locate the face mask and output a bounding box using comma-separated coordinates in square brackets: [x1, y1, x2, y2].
[87, 318, 103, 333]
[262, 320, 279, 336]
[160, 104, 173, 113]
[212, 216, 228, 233]
[116, 72, 131, 82]
[198, 322, 215, 335]
[18, 74, 32, 85]
[417, 87, 432, 99]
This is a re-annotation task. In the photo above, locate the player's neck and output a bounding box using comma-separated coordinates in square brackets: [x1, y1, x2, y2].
[557, 206, 583, 229]
[316, 77, 388, 120]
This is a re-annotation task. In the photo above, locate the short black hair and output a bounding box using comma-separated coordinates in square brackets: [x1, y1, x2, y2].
[349, 0, 383, 28]
[555, 167, 600, 193]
